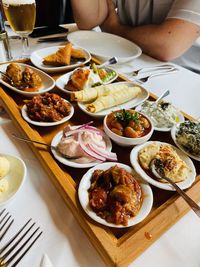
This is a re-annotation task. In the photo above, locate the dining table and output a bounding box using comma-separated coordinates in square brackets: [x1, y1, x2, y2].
[0, 23, 200, 267]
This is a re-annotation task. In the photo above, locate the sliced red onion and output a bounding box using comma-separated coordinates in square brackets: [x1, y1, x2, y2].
[77, 121, 94, 129]
[84, 125, 103, 136]
[77, 122, 103, 136]
[88, 143, 118, 161]
[63, 127, 102, 138]
[78, 133, 105, 161]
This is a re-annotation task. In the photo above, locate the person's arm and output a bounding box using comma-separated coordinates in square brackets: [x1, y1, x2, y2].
[101, 0, 200, 61]
[70, 0, 108, 29]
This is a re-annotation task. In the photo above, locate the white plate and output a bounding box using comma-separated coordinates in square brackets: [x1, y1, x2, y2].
[56, 66, 118, 94]
[171, 124, 200, 162]
[68, 31, 142, 63]
[78, 162, 153, 228]
[130, 141, 196, 191]
[30, 45, 91, 73]
[135, 103, 185, 132]
[21, 99, 74, 127]
[0, 153, 26, 206]
[78, 81, 149, 119]
[0, 63, 55, 97]
[51, 127, 112, 168]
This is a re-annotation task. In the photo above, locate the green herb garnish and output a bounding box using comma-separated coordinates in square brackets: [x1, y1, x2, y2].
[115, 109, 139, 126]
[90, 62, 98, 74]
[91, 82, 102, 87]
[101, 70, 116, 82]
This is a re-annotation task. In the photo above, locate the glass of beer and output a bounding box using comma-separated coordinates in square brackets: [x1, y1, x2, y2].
[2, 0, 36, 58]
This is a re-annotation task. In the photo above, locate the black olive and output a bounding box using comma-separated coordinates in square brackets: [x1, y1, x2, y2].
[160, 102, 170, 110]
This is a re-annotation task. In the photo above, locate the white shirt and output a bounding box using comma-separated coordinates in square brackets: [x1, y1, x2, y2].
[112, 0, 200, 73]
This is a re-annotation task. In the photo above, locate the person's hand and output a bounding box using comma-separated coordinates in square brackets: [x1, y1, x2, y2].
[100, 0, 121, 34]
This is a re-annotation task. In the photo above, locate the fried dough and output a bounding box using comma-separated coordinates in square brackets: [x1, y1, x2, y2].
[43, 43, 72, 66]
[71, 47, 86, 59]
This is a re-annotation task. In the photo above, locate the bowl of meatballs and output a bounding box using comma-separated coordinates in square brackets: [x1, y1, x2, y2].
[0, 63, 55, 97]
[103, 109, 153, 146]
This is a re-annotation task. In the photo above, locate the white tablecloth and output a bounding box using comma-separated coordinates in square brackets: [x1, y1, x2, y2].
[0, 24, 200, 267]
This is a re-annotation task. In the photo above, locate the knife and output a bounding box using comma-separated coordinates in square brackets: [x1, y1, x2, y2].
[37, 35, 68, 43]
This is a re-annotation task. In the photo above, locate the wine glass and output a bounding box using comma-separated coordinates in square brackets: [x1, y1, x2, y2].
[2, 0, 36, 58]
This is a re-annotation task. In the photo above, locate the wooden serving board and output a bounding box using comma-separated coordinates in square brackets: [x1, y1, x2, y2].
[0, 59, 199, 267]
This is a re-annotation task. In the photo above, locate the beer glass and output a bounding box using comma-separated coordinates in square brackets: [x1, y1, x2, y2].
[2, 0, 36, 58]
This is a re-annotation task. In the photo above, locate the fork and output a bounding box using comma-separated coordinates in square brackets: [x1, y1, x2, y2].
[0, 209, 14, 242]
[0, 218, 42, 266]
[127, 64, 175, 76]
[133, 68, 178, 84]
[0, 71, 20, 89]
[12, 134, 81, 160]
[98, 57, 118, 68]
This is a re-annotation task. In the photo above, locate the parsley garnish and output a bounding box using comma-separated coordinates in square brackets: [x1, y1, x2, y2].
[115, 109, 139, 126]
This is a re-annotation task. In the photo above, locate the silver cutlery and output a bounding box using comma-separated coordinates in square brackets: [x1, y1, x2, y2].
[155, 89, 170, 104]
[12, 133, 56, 150]
[150, 158, 200, 218]
[133, 68, 178, 84]
[0, 209, 14, 242]
[0, 71, 25, 89]
[128, 64, 176, 76]
[0, 218, 42, 266]
[98, 57, 118, 68]
[8, 35, 21, 40]
[0, 71, 15, 86]
[37, 35, 68, 43]
[12, 134, 81, 160]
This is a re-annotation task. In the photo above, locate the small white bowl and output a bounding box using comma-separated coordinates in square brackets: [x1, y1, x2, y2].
[56, 66, 118, 94]
[77, 81, 149, 119]
[130, 141, 196, 191]
[30, 45, 91, 73]
[103, 110, 154, 147]
[21, 99, 74, 127]
[51, 126, 112, 168]
[78, 162, 153, 228]
[171, 124, 200, 162]
[135, 102, 185, 132]
[0, 63, 55, 97]
[0, 153, 26, 206]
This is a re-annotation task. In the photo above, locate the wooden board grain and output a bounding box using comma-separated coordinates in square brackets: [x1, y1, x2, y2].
[0, 60, 200, 267]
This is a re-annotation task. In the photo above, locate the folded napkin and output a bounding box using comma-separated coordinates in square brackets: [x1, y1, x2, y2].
[40, 254, 54, 267]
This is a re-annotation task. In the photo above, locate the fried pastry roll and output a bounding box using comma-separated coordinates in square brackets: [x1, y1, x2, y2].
[71, 83, 140, 102]
[86, 86, 141, 113]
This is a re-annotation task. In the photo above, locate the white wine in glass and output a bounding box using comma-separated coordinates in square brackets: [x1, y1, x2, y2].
[2, 0, 36, 58]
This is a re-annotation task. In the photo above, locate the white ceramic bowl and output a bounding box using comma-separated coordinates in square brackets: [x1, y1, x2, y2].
[78, 162, 153, 228]
[130, 141, 196, 191]
[56, 66, 118, 94]
[0, 63, 55, 97]
[51, 126, 112, 168]
[30, 45, 91, 73]
[0, 153, 26, 206]
[103, 110, 154, 147]
[67, 30, 142, 63]
[21, 99, 74, 127]
[135, 102, 185, 132]
[77, 81, 149, 119]
[171, 123, 200, 162]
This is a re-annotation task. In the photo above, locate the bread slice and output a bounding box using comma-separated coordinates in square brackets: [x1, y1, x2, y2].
[43, 43, 72, 66]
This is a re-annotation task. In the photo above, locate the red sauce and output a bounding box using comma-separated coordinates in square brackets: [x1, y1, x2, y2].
[88, 165, 143, 226]
[144, 232, 152, 240]
[106, 109, 151, 138]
